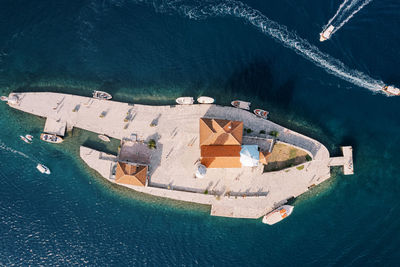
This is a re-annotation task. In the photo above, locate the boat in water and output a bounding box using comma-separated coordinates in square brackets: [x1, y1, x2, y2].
[231, 100, 251, 110]
[319, 25, 335, 42]
[98, 134, 111, 142]
[20, 135, 31, 144]
[197, 96, 214, 104]
[262, 205, 294, 225]
[382, 85, 400, 96]
[40, 133, 63, 144]
[36, 164, 51, 174]
[25, 134, 33, 142]
[0, 96, 8, 101]
[176, 97, 194, 105]
[254, 109, 269, 119]
[93, 90, 112, 100]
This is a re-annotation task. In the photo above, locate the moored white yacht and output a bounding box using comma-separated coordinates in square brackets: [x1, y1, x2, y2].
[36, 164, 51, 174]
[320, 25, 335, 42]
[262, 205, 294, 225]
[98, 134, 111, 142]
[93, 90, 112, 100]
[254, 109, 269, 119]
[382, 85, 400, 96]
[197, 96, 214, 104]
[231, 100, 251, 110]
[176, 97, 194, 105]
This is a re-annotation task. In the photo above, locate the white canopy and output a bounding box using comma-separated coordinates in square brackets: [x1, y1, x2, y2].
[240, 145, 259, 167]
[195, 164, 207, 178]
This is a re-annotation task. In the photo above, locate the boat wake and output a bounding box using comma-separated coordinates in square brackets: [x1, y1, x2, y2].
[323, 0, 372, 36]
[0, 140, 31, 160]
[133, 0, 384, 93]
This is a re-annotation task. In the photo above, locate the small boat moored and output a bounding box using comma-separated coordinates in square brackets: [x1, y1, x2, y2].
[36, 164, 51, 175]
[197, 96, 214, 104]
[40, 133, 63, 144]
[231, 100, 251, 110]
[176, 97, 194, 105]
[254, 109, 269, 119]
[92, 90, 112, 100]
[1, 96, 8, 101]
[98, 134, 111, 142]
[319, 25, 335, 42]
[262, 205, 294, 225]
[20, 135, 31, 144]
[382, 85, 400, 96]
[25, 134, 33, 142]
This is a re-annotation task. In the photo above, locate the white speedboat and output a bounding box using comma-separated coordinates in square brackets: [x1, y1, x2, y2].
[25, 134, 33, 142]
[254, 109, 269, 119]
[382, 85, 400, 96]
[93, 90, 112, 100]
[176, 97, 194, 105]
[319, 25, 335, 42]
[231, 100, 251, 110]
[197, 96, 214, 104]
[20, 135, 31, 144]
[0, 96, 8, 101]
[36, 164, 51, 174]
[262, 205, 294, 225]
[98, 134, 111, 142]
[40, 133, 63, 144]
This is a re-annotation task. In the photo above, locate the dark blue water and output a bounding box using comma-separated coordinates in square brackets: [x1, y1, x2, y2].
[1, 0, 400, 265]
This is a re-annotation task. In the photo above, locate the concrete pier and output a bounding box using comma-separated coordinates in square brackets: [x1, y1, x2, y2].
[7, 92, 354, 219]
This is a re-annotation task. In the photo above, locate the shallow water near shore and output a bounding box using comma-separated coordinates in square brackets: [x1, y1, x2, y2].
[1, 0, 400, 265]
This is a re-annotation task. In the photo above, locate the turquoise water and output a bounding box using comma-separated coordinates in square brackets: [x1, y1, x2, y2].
[1, 0, 400, 265]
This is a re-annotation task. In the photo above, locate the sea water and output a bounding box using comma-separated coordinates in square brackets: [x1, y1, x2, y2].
[0, 0, 400, 265]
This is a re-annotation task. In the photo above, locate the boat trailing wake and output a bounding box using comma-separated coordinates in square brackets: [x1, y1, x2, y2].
[323, 0, 372, 36]
[133, 0, 384, 93]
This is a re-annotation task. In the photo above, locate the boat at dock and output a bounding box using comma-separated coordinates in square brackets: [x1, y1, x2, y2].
[40, 133, 63, 144]
[1, 96, 8, 101]
[176, 97, 194, 105]
[262, 205, 294, 225]
[36, 164, 51, 174]
[254, 109, 269, 119]
[93, 90, 112, 100]
[382, 85, 400, 96]
[98, 134, 111, 142]
[25, 134, 33, 141]
[197, 96, 214, 104]
[20, 135, 31, 144]
[320, 25, 335, 42]
[231, 100, 251, 110]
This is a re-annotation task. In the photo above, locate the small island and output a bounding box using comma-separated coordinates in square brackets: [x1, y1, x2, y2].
[6, 92, 353, 220]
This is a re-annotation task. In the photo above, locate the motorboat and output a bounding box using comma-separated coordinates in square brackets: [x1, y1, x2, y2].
[254, 109, 269, 119]
[197, 96, 214, 104]
[382, 85, 400, 96]
[36, 164, 51, 175]
[319, 25, 335, 42]
[231, 100, 251, 110]
[20, 135, 31, 144]
[25, 134, 33, 142]
[262, 205, 294, 225]
[92, 90, 112, 100]
[40, 133, 63, 144]
[176, 97, 194, 105]
[98, 134, 111, 142]
[0, 96, 8, 101]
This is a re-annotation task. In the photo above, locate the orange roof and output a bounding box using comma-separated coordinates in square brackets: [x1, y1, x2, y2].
[201, 145, 241, 168]
[115, 162, 148, 186]
[201, 145, 241, 157]
[259, 151, 271, 165]
[199, 118, 243, 146]
[201, 157, 242, 168]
